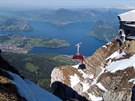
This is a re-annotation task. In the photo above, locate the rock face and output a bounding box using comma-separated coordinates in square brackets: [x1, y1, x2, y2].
[51, 39, 135, 101]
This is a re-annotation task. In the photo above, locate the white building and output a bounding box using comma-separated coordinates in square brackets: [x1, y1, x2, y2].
[118, 10, 135, 40]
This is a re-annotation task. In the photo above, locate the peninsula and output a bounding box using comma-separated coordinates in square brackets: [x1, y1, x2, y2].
[0, 34, 70, 54]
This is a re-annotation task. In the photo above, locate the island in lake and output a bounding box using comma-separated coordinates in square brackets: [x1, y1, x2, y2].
[0, 34, 70, 54]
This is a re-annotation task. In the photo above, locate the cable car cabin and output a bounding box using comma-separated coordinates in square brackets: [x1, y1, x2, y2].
[72, 53, 84, 61]
[118, 10, 135, 40]
[72, 53, 85, 69]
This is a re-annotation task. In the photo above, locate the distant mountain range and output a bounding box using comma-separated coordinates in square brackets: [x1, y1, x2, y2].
[18, 8, 129, 26]
[0, 8, 131, 42]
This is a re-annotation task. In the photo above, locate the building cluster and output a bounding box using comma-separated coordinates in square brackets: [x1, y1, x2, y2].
[0, 43, 28, 54]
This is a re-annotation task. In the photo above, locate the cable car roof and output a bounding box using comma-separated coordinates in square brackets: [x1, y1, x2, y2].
[118, 10, 135, 22]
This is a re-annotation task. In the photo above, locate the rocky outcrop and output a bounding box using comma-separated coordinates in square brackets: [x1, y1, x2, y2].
[51, 39, 135, 101]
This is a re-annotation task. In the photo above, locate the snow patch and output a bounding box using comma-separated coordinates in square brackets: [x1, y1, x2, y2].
[106, 59, 112, 65]
[107, 42, 112, 45]
[83, 73, 94, 79]
[7, 71, 61, 101]
[102, 45, 107, 48]
[91, 67, 105, 85]
[70, 74, 80, 88]
[72, 65, 94, 79]
[72, 65, 79, 69]
[129, 78, 135, 84]
[106, 50, 126, 60]
[105, 54, 135, 73]
[78, 69, 94, 79]
[81, 81, 90, 92]
[96, 82, 107, 91]
[88, 93, 103, 101]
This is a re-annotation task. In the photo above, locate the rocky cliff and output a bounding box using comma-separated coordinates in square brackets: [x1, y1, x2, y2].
[51, 39, 135, 101]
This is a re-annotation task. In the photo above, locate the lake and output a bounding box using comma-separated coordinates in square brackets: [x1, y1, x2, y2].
[0, 21, 106, 56]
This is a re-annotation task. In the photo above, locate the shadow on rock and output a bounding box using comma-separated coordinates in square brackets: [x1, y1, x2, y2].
[131, 85, 135, 101]
[51, 81, 88, 101]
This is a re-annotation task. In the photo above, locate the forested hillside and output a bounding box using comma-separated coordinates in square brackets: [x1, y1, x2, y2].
[1, 52, 77, 91]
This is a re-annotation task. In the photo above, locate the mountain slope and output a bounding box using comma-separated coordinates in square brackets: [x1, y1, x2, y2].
[0, 53, 62, 101]
[51, 39, 135, 101]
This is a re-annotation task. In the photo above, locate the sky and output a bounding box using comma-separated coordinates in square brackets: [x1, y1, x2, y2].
[1, 0, 135, 9]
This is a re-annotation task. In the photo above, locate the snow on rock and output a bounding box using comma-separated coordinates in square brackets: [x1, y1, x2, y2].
[91, 67, 105, 85]
[102, 45, 107, 48]
[105, 54, 135, 73]
[70, 74, 80, 88]
[96, 82, 107, 92]
[73, 64, 94, 79]
[102, 42, 111, 49]
[78, 69, 94, 79]
[88, 93, 103, 101]
[81, 81, 90, 92]
[107, 42, 112, 45]
[82, 73, 94, 79]
[129, 78, 135, 84]
[106, 50, 126, 60]
[7, 71, 61, 101]
[72, 65, 79, 69]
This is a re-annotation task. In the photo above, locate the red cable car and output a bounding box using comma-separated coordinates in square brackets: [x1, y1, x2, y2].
[72, 53, 84, 61]
[72, 43, 84, 63]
